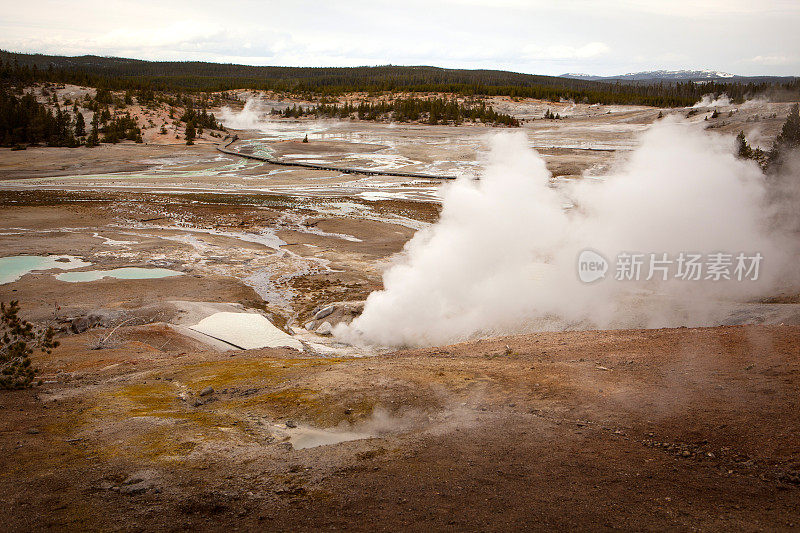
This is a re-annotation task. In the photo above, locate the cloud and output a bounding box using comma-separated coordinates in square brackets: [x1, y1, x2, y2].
[95, 21, 225, 49]
[748, 55, 792, 66]
[590, 0, 800, 16]
[443, 0, 800, 16]
[522, 42, 610, 61]
[0, 0, 797, 76]
[0, 19, 287, 63]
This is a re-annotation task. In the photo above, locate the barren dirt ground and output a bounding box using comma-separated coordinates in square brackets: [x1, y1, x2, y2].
[1, 96, 799, 530]
[1, 325, 799, 530]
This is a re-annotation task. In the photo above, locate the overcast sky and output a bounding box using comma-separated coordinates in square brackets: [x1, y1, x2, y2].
[1, 0, 799, 76]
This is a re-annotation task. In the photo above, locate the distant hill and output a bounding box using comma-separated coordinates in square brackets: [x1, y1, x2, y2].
[0, 50, 607, 91]
[562, 70, 797, 84]
[2, 50, 798, 107]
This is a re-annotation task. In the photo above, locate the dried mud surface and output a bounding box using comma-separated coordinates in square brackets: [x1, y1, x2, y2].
[0, 325, 798, 531]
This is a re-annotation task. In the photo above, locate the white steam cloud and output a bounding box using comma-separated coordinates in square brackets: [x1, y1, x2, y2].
[693, 93, 732, 108]
[336, 119, 798, 347]
[219, 98, 268, 130]
[220, 97, 328, 140]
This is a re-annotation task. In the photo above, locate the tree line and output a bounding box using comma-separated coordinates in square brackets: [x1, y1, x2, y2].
[1, 86, 83, 147]
[277, 97, 520, 126]
[3, 50, 797, 107]
[0, 84, 144, 147]
[0, 77, 225, 148]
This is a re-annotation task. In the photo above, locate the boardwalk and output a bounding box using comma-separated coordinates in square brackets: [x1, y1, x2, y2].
[216, 137, 458, 180]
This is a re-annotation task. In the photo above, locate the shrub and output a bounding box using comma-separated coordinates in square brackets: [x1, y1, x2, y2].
[1, 301, 59, 389]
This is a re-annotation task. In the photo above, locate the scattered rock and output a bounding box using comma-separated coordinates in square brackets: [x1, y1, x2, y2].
[314, 305, 335, 320]
[306, 301, 365, 333]
[26, 428, 40, 434]
[285, 420, 297, 428]
[192, 398, 204, 407]
[118, 469, 160, 495]
[274, 486, 306, 496]
[69, 315, 103, 333]
[315, 321, 333, 335]
[97, 480, 118, 491]
[199, 386, 214, 396]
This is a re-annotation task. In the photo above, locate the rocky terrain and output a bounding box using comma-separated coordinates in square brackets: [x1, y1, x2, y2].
[1, 94, 799, 530]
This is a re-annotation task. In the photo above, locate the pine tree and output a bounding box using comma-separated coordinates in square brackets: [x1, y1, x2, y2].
[86, 113, 100, 147]
[74, 112, 85, 137]
[774, 104, 800, 151]
[766, 104, 800, 172]
[185, 121, 196, 145]
[1, 300, 59, 389]
[735, 131, 752, 159]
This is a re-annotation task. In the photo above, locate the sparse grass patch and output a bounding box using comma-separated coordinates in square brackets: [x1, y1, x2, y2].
[175, 357, 346, 391]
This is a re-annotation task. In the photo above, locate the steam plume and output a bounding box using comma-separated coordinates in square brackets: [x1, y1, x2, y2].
[219, 98, 267, 130]
[693, 93, 732, 108]
[337, 119, 798, 347]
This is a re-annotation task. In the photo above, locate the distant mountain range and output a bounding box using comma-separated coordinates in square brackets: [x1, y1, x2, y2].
[561, 70, 795, 83]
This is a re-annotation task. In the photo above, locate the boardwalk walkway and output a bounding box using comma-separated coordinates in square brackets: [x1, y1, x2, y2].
[216, 137, 458, 180]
